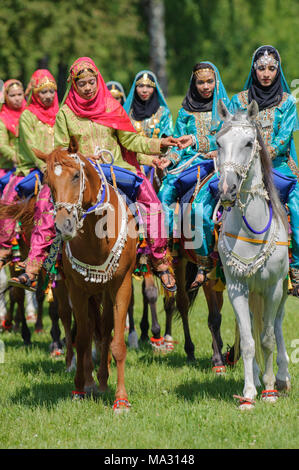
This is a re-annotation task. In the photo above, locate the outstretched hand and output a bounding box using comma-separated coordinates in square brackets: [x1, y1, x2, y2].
[176, 135, 194, 149]
[160, 136, 180, 148]
[153, 157, 172, 170]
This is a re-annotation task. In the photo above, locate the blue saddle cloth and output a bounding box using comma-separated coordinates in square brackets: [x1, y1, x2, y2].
[0, 168, 16, 194]
[15, 169, 44, 198]
[173, 160, 215, 198]
[208, 169, 297, 205]
[89, 161, 144, 203]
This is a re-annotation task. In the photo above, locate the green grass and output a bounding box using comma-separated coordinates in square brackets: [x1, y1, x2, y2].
[0, 281, 298, 449]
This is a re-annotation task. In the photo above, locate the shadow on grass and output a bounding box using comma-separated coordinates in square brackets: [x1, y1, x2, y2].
[174, 376, 244, 403]
[8, 382, 118, 409]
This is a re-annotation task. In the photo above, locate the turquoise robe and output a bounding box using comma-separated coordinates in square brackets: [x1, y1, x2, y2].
[157, 62, 229, 261]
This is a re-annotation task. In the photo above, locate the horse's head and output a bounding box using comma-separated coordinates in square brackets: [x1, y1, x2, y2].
[216, 99, 259, 208]
[33, 136, 101, 241]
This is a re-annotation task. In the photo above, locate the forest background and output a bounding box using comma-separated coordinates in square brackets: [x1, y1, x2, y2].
[1, 0, 299, 105]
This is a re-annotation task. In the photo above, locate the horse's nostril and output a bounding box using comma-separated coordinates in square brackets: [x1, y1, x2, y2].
[64, 218, 73, 232]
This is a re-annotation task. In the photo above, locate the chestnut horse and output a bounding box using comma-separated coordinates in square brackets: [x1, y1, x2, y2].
[34, 137, 137, 413]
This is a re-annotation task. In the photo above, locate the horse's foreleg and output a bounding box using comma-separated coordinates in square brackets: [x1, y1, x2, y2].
[68, 287, 89, 396]
[48, 297, 63, 356]
[274, 280, 291, 391]
[97, 294, 113, 393]
[139, 279, 150, 342]
[127, 283, 138, 349]
[262, 281, 287, 399]
[175, 258, 195, 361]
[110, 272, 133, 411]
[53, 282, 74, 371]
[226, 281, 257, 403]
[35, 275, 44, 333]
[203, 281, 225, 369]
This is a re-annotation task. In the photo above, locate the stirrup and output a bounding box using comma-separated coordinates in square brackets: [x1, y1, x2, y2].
[188, 268, 207, 293]
[8, 273, 37, 292]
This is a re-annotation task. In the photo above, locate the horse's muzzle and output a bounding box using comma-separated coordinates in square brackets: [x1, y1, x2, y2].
[55, 214, 77, 241]
[218, 173, 237, 207]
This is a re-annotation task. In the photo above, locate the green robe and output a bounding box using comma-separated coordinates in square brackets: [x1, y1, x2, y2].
[17, 109, 55, 176]
[54, 104, 162, 173]
[0, 120, 18, 169]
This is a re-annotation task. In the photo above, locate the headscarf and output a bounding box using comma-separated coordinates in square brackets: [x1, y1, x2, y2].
[181, 61, 229, 132]
[0, 80, 26, 136]
[106, 81, 126, 105]
[246, 46, 283, 111]
[62, 57, 135, 133]
[124, 70, 168, 121]
[244, 45, 299, 164]
[182, 63, 215, 113]
[26, 69, 59, 127]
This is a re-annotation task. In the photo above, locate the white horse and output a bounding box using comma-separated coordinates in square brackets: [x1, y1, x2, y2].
[215, 99, 291, 409]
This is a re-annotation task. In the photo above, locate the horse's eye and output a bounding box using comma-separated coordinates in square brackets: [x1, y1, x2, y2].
[245, 141, 253, 148]
[72, 171, 80, 182]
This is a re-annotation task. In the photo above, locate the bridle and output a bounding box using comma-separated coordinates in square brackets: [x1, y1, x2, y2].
[52, 150, 128, 283]
[213, 121, 271, 233]
[53, 152, 110, 231]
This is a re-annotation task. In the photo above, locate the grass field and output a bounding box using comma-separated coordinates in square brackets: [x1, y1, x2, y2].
[0, 278, 298, 450]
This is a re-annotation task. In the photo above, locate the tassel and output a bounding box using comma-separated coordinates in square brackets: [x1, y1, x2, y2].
[213, 278, 226, 292]
[34, 173, 39, 195]
[110, 166, 117, 189]
[197, 165, 201, 182]
[46, 287, 54, 303]
[139, 237, 147, 248]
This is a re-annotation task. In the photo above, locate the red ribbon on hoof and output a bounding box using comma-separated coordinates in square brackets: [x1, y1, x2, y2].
[113, 398, 131, 411]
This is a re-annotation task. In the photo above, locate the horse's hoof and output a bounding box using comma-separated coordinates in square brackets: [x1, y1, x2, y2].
[212, 365, 226, 375]
[113, 398, 131, 414]
[128, 330, 139, 349]
[26, 313, 37, 324]
[233, 395, 255, 410]
[239, 402, 255, 411]
[275, 378, 291, 392]
[164, 335, 175, 352]
[262, 389, 279, 403]
[84, 384, 100, 397]
[50, 342, 64, 358]
[71, 390, 86, 401]
[150, 336, 167, 354]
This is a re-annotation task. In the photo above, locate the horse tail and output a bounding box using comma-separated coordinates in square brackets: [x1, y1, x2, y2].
[0, 197, 35, 229]
[249, 292, 264, 373]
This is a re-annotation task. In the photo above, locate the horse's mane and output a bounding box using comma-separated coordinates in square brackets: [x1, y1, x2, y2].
[0, 196, 35, 229]
[255, 125, 288, 231]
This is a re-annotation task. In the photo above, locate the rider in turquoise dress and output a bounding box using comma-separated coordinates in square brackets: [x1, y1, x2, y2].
[157, 62, 229, 288]
[198, 45, 299, 296]
[228, 45, 299, 296]
[124, 70, 173, 175]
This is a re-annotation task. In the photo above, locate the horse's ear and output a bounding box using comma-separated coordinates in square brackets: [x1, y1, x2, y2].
[68, 135, 79, 154]
[247, 100, 259, 122]
[217, 99, 232, 122]
[32, 148, 48, 162]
